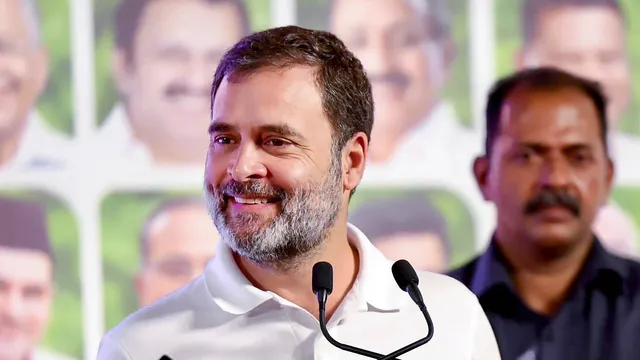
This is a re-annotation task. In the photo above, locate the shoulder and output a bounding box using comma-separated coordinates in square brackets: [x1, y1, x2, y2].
[446, 256, 481, 288]
[100, 277, 210, 358]
[416, 270, 477, 304]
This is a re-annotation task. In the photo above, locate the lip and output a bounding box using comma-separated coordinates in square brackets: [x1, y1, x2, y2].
[533, 206, 575, 221]
[227, 196, 278, 213]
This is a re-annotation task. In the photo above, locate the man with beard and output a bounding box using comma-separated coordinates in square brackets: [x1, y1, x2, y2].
[449, 67, 640, 360]
[0, 197, 75, 360]
[94, 0, 250, 169]
[0, 0, 72, 173]
[97, 26, 501, 359]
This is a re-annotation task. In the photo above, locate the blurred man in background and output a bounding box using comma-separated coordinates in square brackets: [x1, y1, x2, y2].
[450, 67, 640, 360]
[0, 0, 71, 173]
[515, 0, 640, 257]
[516, 0, 640, 182]
[96, 0, 250, 168]
[0, 197, 73, 360]
[349, 193, 452, 272]
[135, 197, 220, 307]
[329, 0, 480, 183]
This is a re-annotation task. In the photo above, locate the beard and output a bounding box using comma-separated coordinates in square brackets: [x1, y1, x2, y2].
[204, 154, 343, 270]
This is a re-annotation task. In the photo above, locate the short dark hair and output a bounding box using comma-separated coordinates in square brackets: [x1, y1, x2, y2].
[0, 196, 54, 261]
[210, 25, 374, 149]
[328, 0, 452, 40]
[484, 66, 608, 155]
[522, 0, 625, 46]
[348, 192, 451, 261]
[139, 196, 206, 265]
[114, 0, 251, 58]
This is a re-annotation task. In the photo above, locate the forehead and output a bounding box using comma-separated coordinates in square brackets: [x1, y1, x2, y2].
[0, 0, 32, 44]
[330, 0, 422, 31]
[0, 246, 52, 284]
[136, 0, 244, 47]
[211, 66, 329, 135]
[497, 87, 602, 145]
[534, 6, 625, 49]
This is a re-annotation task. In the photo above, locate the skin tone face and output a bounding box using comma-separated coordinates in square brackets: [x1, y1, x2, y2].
[474, 87, 613, 259]
[373, 232, 448, 273]
[518, 6, 630, 126]
[135, 203, 219, 307]
[0, 0, 48, 166]
[0, 247, 53, 360]
[204, 65, 367, 319]
[113, 0, 246, 165]
[329, 0, 450, 162]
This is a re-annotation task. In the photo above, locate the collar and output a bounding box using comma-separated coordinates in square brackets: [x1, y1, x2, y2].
[6, 111, 69, 171]
[470, 235, 629, 298]
[204, 223, 406, 315]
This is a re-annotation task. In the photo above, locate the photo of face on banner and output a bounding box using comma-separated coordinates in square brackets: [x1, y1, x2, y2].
[0, 0, 74, 174]
[0, 190, 82, 360]
[296, 0, 483, 186]
[101, 191, 221, 328]
[494, 0, 640, 182]
[92, 0, 273, 171]
[348, 187, 477, 273]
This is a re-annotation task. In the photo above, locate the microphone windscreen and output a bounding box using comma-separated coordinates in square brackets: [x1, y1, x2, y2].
[312, 261, 333, 295]
[391, 259, 419, 291]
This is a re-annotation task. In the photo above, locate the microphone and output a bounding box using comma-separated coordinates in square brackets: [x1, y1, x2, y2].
[376, 260, 434, 360]
[312, 261, 397, 359]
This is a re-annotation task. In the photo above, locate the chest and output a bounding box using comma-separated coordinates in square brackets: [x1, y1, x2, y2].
[144, 308, 476, 360]
[485, 290, 640, 360]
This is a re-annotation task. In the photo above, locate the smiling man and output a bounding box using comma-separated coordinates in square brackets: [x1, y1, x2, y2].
[449, 67, 640, 360]
[97, 26, 500, 359]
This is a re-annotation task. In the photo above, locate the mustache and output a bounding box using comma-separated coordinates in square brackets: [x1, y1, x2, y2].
[524, 188, 581, 216]
[368, 72, 410, 88]
[219, 180, 289, 201]
[165, 84, 209, 98]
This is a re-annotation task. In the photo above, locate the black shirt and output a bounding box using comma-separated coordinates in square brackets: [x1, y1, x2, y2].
[448, 238, 640, 360]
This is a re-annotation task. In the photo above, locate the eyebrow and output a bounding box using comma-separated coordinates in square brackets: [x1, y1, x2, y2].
[208, 122, 307, 141]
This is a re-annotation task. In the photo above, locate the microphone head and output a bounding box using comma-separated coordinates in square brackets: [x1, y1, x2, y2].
[312, 261, 333, 295]
[391, 259, 419, 292]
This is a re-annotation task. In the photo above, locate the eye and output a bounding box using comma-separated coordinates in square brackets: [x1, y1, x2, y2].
[214, 136, 234, 145]
[264, 138, 291, 147]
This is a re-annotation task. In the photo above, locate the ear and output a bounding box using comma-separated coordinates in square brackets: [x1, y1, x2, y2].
[342, 132, 368, 193]
[602, 156, 615, 204]
[473, 155, 491, 201]
[32, 45, 50, 97]
[112, 48, 133, 96]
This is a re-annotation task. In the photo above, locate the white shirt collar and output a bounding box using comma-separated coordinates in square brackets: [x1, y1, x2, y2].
[204, 223, 406, 315]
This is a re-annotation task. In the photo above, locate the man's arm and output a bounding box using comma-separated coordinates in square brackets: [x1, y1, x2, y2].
[470, 299, 502, 360]
[96, 333, 133, 360]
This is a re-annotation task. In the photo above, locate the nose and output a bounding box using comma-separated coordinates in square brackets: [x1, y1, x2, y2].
[227, 144, 268, 181]
[182, 56, 213, 92]
[538, 158, 571, 189]
[0, 290, 25, 318]
[359, 39, 395, 75]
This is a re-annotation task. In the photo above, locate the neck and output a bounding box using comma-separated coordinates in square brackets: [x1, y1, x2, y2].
[495, 231, 594, 316]
[234, 223, 359, 321]
[368, 133, 401, 163]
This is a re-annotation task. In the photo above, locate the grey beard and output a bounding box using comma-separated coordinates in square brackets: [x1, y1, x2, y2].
[204, 160, 343, 271]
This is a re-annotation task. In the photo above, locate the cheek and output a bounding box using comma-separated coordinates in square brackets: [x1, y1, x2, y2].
[204, 151, 226, 185]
